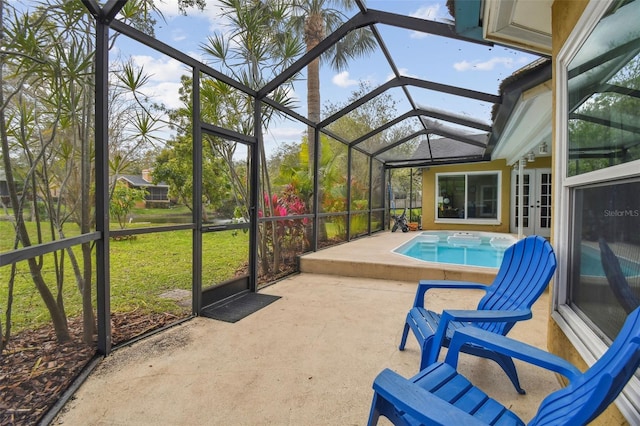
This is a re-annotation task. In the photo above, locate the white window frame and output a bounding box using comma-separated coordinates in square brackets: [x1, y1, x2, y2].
[434, 171, 502, 225]
[553, 0, 640, 421]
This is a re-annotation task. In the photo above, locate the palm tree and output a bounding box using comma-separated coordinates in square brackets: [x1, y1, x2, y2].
[289, 0, 377, 166]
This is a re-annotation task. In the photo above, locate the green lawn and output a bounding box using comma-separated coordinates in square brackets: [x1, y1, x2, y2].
[0, 221, 248, 333]
[1, 207, 373, 334]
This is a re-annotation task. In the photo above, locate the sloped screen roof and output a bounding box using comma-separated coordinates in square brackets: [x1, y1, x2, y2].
[251, 0, 542, 168]
[85, 0, 544, 169]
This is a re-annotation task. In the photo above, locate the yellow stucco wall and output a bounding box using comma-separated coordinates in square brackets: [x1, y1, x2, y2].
[549, 1, 628, 424]
[525, 156, 551, 170]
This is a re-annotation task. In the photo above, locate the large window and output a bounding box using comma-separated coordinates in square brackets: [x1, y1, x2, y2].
[570, 181, 640, 340]
[566, 2, 640, 176]
[556, 0, 640, 420]
[562, 0, 640, 338]
[436, 172, 500, 221]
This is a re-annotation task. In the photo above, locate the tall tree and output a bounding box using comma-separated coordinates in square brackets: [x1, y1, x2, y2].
[152, 77, 235, 220]
[0, 0, 108, 344]
[324, 81, 418, 216]
[288, 0, 376, 166]
[0, 0, 177, 346]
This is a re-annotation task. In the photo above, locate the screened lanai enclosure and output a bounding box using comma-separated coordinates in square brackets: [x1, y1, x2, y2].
[0, 2, 548, 420]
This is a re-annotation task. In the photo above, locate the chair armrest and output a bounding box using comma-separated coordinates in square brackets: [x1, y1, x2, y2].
[372, 369, 487, 426]
[413, 280, 488, 309]
[444, 327, 582, 381]
[425, 309, 532, 365]
[441, 309, 532, 323]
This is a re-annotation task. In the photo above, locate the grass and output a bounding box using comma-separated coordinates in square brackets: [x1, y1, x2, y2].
[0, 208, 375, 335]
[0, 220, 249, 334]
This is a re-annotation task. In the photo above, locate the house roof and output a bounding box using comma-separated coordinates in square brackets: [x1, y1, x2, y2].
[118, 175, 168, 188]
[487, 58, 553, 163]
[411, 133, 489, 167]
[491, 57, 551, 122]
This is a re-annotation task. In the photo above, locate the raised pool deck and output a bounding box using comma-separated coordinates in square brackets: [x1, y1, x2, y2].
[300, 230, 501, 284]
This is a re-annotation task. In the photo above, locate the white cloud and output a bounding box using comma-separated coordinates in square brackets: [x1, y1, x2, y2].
[332, 71, 358, 88]
[130, 55, 187, 81]
[267, 127, 305, 141]
[453, 56, 527, 72]
[409, 4, 445, 39]
[126, 55, 188, 109]
[153, 0, 227, 36]
[264, 127, 305, 156]
[153, 0, 223, 22]
[151, 0, 183, 18]
[411, 4, 441, 20]
[150, 81, 184, 109]
[170, 28, 188, 43]
[385, 68, 419, 81]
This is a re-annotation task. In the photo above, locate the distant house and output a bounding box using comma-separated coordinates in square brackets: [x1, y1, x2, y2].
[117, 169, 170, 208]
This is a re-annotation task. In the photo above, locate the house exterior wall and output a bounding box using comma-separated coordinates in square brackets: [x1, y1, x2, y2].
[524, 156, 551, 170]
[548, 1, 628, 423]
[420, 159, 512, 233]
[420, 158, 552, 234]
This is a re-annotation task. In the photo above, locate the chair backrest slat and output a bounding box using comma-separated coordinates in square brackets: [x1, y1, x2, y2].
[476, 236, 556, 335]
[530, 307, 640, 425]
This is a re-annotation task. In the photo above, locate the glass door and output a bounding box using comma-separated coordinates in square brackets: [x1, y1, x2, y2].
[536, 171, 552, 237]
[511, 169, 551, 237]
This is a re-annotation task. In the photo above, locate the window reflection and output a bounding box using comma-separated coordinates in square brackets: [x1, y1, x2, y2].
[567, 0, 640, 176]
[566, 0, 640, 342]
[570, 180, 640, 341]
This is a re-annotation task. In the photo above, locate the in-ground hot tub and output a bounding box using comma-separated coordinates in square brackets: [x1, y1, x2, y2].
[393, 231, 517, 269]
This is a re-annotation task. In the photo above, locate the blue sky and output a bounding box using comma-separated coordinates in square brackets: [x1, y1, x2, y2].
[112, 0, 539, 153]
[16, 0, 539, 154]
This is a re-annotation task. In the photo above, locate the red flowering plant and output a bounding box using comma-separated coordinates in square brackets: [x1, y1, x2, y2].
[259, 183, 309, 275]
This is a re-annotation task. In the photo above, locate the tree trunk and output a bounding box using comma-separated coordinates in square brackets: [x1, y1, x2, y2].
[306, 56, 320, 164]
[78, 24, 97, 346]
[260, 145, 277, 276]
[305, 13, 327, 242]
[0, 24, 71, 343]
[81, 242, 95, 344]
[0, 140, 71, 342]
[1, 264, 18, 351]
[305, 13, 323, 169]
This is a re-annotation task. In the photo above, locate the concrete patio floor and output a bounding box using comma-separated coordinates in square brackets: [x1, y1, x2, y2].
[54, 232, 559, 425]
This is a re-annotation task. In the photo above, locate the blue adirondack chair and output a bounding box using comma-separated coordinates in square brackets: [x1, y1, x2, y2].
[369, 306, 640, 425]
[399, 235, 556, 394]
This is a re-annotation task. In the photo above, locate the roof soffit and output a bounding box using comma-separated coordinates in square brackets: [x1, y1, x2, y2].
[490, 81, 552, 164]
[482, 0, 553, 55]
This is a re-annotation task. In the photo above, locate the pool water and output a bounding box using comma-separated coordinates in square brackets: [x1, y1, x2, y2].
[393, 231, 517, 268]
[580, 245, 640, 278]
